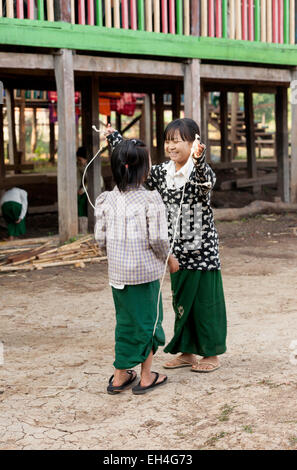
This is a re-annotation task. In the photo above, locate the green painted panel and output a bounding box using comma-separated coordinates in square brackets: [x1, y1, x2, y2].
[0, 18, 296, 66]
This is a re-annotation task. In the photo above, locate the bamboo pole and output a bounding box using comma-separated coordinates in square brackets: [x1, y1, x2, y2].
[184, 0, 190, 36]
[145, 0, 152, 32]
[215, 0, 222, 38]
[154, 0, 160, 32]
[0, 1, 2, 17]
[114, 0, 120, 28]
[229, 0, 235, 39]
[254, 0, 260, 41]
[130, 0, 137, 30]
[284, 0, 290, 44]
[208, 0, 215, 37]
[222, 0, 228, 38]
[201, 0, 208, 36]
[95, 0, 103, 26]
[290, 0, 295, 44]
[88, 0, 95, 25]
[137, 0, 145, 30]
[7, 0, 14, 18]
[176, 0, 183, 34]
[267, 0, 272, 43]
[70, 0, 75, 23]
[105, 0, 112, 27]
[235, 0, 242, 40]
[47, 0, 55, 21]
[261, 0, 266, 42]
[278, 0, 283, 43]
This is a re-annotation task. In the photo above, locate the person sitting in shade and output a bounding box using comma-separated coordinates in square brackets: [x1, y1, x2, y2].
[0, 187, 28, 241]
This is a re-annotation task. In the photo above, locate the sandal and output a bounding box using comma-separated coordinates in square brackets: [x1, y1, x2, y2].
[132, 372, 167, 395]
[191, 360, 220, 373]
[163, 355, 196, 369]
[107, 370, 137, 394]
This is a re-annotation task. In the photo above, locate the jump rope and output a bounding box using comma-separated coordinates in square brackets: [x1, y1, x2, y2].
[82, 127, 207, 338]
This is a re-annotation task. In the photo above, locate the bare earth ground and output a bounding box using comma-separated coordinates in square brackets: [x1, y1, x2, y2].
[0, 213, 297, 450]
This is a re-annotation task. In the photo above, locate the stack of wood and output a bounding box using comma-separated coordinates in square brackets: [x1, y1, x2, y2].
[0, 235, 106, 273]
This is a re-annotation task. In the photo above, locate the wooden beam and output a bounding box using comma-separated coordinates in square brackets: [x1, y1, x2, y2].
[19, 90, 26, 162]
[201, 88, 210, 161]
[220, 91, 229, 162]
[54, 49, 78, 242]
[291, 68, 297, 203]
[139, 94, 152, 151]
[275, 86, 289, 202]
[155, 91, 165, 164]
[230, 92, 239, 159]
[244, 89, 257, 179]
[200, 64, 292, 84]
[5, 89, 17, 165]
[184, 59, 201, 124]
[81, 77, 101, 232]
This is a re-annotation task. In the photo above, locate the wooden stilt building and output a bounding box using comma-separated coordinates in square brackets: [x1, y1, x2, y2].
[0, 0, 297, 241]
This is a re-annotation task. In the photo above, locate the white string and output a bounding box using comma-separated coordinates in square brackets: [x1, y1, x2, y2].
[81, 126, 105, 210]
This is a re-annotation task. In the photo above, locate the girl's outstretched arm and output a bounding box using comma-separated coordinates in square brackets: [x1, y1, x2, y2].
[192, 145, 216, 195]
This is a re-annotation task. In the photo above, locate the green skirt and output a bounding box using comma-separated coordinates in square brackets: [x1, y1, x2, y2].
[112, 280, 165, 369]
[77, 193, 88, 217]
[164, 270, 227, 357]
[1, 201, 26, 237]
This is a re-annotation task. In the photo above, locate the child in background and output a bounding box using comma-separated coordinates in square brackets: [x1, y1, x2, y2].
[106, 118, 227, 373]
[95, 137, 176, 394]
[0, 187, 28, 241]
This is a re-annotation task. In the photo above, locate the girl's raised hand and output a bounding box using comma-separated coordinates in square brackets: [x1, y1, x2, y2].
[192, 137, 206, 160]
[103, 123, 116, 137]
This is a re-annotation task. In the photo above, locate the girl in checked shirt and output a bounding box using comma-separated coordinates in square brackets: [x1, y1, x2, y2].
[95, 138, 177, 395]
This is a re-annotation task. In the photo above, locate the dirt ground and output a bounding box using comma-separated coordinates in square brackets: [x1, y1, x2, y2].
[0, 212, 297, 450]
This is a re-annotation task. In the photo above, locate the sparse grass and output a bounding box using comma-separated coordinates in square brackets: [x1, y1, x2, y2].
[242, 425, 254, 434]
[218, 404, 235, 422]
[205, 432, 227, 447]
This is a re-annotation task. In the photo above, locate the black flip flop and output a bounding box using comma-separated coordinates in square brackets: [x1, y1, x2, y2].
[107, 369, 137, 395]
[132, 371, 168, 395]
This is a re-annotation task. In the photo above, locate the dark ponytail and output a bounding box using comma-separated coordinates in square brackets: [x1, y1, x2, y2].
[111, 139, 150, 192]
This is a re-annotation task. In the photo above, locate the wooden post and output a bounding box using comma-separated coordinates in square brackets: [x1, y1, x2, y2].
[275, 86, 289, 202]
[81, 77, 101, 232]
[54, 49, 78, 242]
[220, 91, 229, 162]
[0, 104, 5, 183]
[291, 69, 297, 203]
[201, 88, 210, 162]
[155, 91, 165, 163]
[244, 88, 257, 179]
[19, 90, 26, 162]
[31, 108, 37, 154]
[139, 94, 152, 151]
[6, 89, 17, 165]
[184, 59, 201, 124]
[230, 93, 239, 160]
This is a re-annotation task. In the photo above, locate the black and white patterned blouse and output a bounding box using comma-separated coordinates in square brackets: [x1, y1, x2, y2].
[107, 131, 221, 271]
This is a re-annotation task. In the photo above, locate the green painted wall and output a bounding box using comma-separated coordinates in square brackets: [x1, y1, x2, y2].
[0, 18, 297, 66]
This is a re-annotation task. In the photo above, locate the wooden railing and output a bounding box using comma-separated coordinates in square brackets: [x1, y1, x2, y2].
[0, 0, 296, 44]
